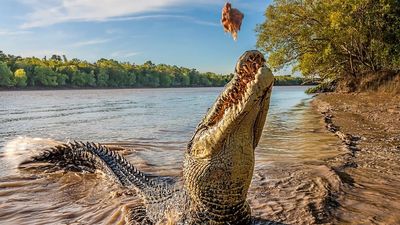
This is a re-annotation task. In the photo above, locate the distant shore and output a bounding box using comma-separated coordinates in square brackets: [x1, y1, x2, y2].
[0, 86, 222, 91]
[0, 84, 315, 91]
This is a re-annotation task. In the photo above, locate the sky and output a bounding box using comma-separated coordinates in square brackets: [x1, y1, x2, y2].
[0, 0, 290, 75]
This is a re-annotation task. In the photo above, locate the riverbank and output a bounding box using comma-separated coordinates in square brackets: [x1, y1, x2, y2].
[0, 86, 225, 91]
[0, 84, 315, 92]
[312, 92, 400, 224]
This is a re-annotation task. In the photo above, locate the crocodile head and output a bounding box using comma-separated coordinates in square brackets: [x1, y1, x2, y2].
[183, 50, 274, 224]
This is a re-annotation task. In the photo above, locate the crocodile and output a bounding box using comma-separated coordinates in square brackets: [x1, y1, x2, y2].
[20, 50, 274, 225]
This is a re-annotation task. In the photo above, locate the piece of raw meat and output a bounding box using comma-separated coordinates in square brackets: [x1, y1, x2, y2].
[221, 2, 244, 40]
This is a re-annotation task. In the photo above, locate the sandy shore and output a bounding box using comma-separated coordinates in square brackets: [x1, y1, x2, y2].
[312, 92, 400, 224]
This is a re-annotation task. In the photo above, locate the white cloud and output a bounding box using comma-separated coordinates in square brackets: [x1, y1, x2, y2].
[99, 14, 219, 26]
[0, 29, 31, 36]
[70, 38, 111, 47]
[20, 0, 222, 28]
[100, 14, 188, 22]
[191, 19, 219, 27]
[105, 28, 123, 34]
[111, 50, 141, 58]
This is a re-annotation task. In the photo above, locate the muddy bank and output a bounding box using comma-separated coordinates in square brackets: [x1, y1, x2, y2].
[313, 93, 400, 224]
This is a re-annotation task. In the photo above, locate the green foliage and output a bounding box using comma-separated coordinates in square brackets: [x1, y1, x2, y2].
[71, 71, 96, 87]
[96, 68, 109, 87]
[256, 0, 400, 90]
[14, 68, 27, 87]
[274, 75, 305, 85]
[305, 80, 337, 94]
[0, 52, 235, 88]
[0, 51, 310, 89]
[33, 66, 59, 86]
[0, 62, 14, 86]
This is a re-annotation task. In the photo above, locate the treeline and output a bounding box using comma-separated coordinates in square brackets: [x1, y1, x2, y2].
[257, 0, 400, 92]
[0, 51, 231, 88]
[274, 75, 314, 86]
[0, 50, 311, 89]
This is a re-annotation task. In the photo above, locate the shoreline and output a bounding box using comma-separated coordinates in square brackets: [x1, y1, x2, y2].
[312, 92, 400, 223]
[0, 85, 315, 92]
[0, 86, 225, 92]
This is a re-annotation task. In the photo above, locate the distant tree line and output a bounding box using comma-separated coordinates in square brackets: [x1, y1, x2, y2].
[0, 51, 232, 88]
[274, 75, 313, 86]
[0, 50, 309, 89]
[256, 0, 400, 92]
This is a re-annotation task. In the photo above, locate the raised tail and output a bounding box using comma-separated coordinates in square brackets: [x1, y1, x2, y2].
[19, 141, 155, 190]
[20, 141, 183, 224]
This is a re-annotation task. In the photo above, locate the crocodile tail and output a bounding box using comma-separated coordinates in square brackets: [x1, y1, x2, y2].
[20, 141, 155, 190]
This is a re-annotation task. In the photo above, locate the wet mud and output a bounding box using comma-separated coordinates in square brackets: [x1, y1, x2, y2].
[313, 93, 400, 224]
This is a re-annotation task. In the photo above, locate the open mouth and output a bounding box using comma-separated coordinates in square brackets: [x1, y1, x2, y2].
[187, 50, 272, 155]
[206, 50, 266, 126]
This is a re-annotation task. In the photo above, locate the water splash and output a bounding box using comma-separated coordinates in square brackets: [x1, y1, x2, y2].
[1, 136, 60, 172]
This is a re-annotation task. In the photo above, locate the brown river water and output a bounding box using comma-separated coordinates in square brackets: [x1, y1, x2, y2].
[0, 87, 396, 225]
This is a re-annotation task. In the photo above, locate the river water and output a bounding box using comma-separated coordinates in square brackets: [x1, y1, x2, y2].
[0, 87, 343, 224]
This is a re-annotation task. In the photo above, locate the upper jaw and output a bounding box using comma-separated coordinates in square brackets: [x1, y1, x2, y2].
[188, 57, 274, 159]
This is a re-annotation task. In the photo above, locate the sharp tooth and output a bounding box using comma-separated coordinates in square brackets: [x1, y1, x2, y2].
[239, 97, 246, 106]
[223, 88, 230, 96]
[244, 91, 249, 100]
[235, 107, 240, 115]
[225, 107, 231, 114]
[238, 102, 243, 111]
[246, 82, 251, 89]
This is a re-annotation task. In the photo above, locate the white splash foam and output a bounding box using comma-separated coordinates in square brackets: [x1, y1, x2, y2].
[2, 136, 61, 169]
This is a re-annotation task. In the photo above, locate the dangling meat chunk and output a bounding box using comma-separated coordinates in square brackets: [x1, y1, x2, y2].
[221, 2, 244, 40]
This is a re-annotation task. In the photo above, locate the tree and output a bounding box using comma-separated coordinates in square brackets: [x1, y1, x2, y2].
[256, 0, 400, 89]
[159, 73, 172, 87]
[96, 68, 109, 87]
[146, 72, 160, 87]
[0, 51, 6, 62]
[50, 54, 62, 61]
[0, 50, 232, 89]
[14, 68, 27, 87]
[199, 75, 211, 86]
[0, 62, 14, 87]
[56, 72, 68, 86]
[15, 57, 46, 86]
[126, 72, 136, 86]
[189, 69, 200, 86]
[34, 66, 58, 86]
[71, 71, 95, 87]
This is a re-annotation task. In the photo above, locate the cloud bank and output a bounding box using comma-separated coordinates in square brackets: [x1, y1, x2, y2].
[0, 29, 31, 36]
[70, 38, 111, 47]
[20, 0, 222, 28]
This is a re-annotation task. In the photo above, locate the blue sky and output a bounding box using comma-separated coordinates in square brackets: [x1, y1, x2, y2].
[0, 0, 289, 75]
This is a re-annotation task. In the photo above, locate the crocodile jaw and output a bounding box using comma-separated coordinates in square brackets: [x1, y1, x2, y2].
[188, 50, 274, 159]
[183, 50, 274, 223]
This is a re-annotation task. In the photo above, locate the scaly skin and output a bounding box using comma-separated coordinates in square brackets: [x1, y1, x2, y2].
[184, 50, 274, 224]
[20, 50, 274, 225]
